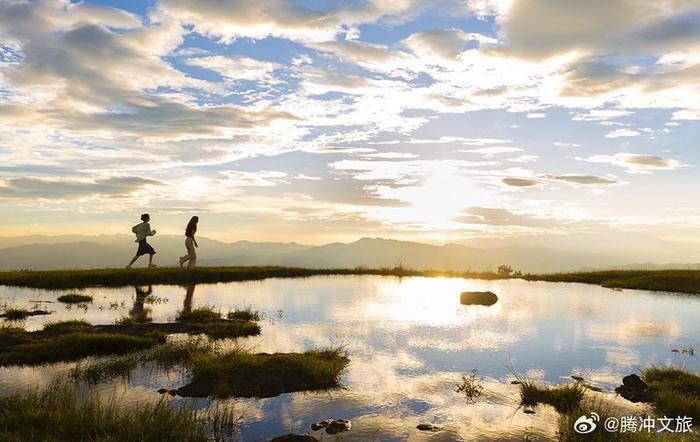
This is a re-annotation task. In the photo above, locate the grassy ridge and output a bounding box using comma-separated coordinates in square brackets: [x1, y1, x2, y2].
[524, 270, 700, 294]
[1, 266, 699, 295]
[0, 266, 502, 289]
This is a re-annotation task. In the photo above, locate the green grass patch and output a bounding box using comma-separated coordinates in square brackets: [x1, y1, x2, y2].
[227, 306, 261, 322]
[524, 270, 700, 294]
[0, 266, 504, 289]
[42, 320, 92, 334]
[0, 332, 164, 366]
[56, 294, 93, 304]
[0, 381, 237, 442]
[520, 379, 586, 413]
[643, 366, 700, 420]
[176, 347, 349, 398]
[177, 306, 222, 323]
[194, 321, 261, 340]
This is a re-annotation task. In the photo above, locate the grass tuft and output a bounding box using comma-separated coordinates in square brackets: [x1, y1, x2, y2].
[520, 379, 585, 413]
[1, 308, 31, 321]
[226, 306, 261, 322]
[0, 380, 238, 441]
[42, 320, 92, 334]
[177, 306, 221, 323]
[642, 366, 700, 420]
[56, 294, 93, 304]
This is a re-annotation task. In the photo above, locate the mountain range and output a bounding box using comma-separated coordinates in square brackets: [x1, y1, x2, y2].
[1, 234, 697, 273]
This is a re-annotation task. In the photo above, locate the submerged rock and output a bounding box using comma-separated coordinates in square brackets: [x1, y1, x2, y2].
[615, 374, 652, 403]
[310, 419, 333, 431]
[326, 419, 351, 434]
[270, 435, 318, 442]
[416, 423, 440, 431]
[310, 418, 351, 434]
[459, 291, 498, 306]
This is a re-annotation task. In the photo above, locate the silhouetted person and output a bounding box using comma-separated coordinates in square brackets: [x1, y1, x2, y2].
[126, 213, 157, 268]
[129, 285, 153, 323]
[179, 216, 199, 269]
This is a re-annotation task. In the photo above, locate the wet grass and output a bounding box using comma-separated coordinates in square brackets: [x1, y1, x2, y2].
[0, 380, 237, 442]
[56, 294, 93, 304]
[643, 366, 700, 420]
[176, 347, 349, 398]
[0, 308, 51, 320]
[524, 270, 700, 294]
[177, 306, 222, 323]
[0, 266, 503, 289]
[42, 320, 92, 334]
[227, 306, 261, 322]
[519, 379, 586, 413]
[194, 321, 261, 340]
[0, 332, 165, 366]
[73, 339, 213, 384]
[177, 306, 261, 339]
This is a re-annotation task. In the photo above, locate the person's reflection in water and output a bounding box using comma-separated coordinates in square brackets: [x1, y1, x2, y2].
[128, 285, 153, 323]
[182, 284, 195, 315]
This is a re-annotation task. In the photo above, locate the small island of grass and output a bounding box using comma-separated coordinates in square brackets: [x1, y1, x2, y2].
[56, 294, 93, 304]
[175, 347, 349, 398]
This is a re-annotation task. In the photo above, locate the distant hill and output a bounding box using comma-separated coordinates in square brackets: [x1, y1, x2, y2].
[0, 234, 685, 273]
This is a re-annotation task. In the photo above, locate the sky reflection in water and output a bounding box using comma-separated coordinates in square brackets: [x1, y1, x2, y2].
[1, 276, 698, 441]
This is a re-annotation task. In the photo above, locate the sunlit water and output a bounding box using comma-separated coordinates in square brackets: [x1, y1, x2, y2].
[1, 276, 699, 441]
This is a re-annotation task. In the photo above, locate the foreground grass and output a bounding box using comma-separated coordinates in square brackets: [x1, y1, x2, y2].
[176, 347, 349, 398]
[558, 396, 697, 441]
[0, 266, 503, 289]
[524, 270, 700, 294]
[0, 381, 237, 442]
[643, 366, 700, 420]
[519, 380, 586, 413]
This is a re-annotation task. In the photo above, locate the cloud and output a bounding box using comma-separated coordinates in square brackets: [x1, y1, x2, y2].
[403, 29, 496, 60]
[455, 206, 563, 228]
[572, 110, 633, 122]
[159, 0, 450, 43]
[0, 176, 162, 199]
[186, 55, 281, 83]
[581, 153, 685, 173]
[541, 174, 619, 186]
[502, 177, 541, 187]
[605, 128, 641, 138]
[496, 0, 700, 60]
[460, 146, 523, 156]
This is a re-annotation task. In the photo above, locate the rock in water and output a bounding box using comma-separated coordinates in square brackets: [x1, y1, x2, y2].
[459, 291, 498, 306]
[615, 374, 652, 402]
[325, 419, 351, 434]
[270, 435, 318, 442]
[417, 423, 440, 431]
[310, 419, 333, 431]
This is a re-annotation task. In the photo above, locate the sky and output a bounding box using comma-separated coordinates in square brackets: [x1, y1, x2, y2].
[0, 0, 699, 259]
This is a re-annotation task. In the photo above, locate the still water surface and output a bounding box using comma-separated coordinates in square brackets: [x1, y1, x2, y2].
[1, 276, 699, 441]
